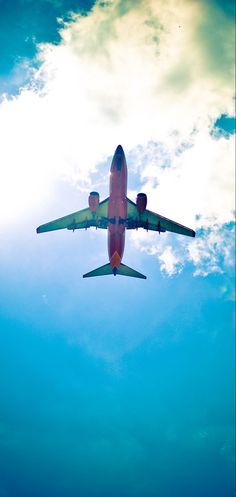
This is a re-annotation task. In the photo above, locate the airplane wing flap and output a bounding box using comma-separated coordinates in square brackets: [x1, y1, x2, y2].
[37, 198, 109, 233]
[126, 197, 195, 237]
[144, 210, 195, 237]
[37, 210, 84, 233]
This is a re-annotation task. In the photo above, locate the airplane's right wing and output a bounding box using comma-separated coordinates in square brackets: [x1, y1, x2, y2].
[36, 197, 109, 234]
[126, 198, 195, 237]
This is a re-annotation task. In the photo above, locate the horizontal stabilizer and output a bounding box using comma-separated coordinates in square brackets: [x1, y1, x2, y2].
[83, 263, 146, 279]
[117, 263, 146, 279]
[83, 263, 113, 278]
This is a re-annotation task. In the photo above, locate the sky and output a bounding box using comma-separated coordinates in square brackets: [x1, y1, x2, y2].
[0, 1, 235, 496]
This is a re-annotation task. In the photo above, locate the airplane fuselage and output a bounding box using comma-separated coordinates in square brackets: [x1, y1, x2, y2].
[108, 145, 127, 269]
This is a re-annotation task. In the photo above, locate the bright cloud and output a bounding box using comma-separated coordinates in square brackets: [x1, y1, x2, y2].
[131, 221, 235, 277]
[158, 245, 183, 276]
[0, 0, 234, 275]
[188, 223, 236, 277]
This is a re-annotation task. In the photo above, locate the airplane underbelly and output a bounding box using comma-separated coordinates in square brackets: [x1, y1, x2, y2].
[108, 195, 127, 265]
[108, 195, 127, 219]
[108, 231, 125, 261]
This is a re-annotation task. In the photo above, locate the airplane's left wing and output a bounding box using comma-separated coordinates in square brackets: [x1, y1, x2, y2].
[36, 198, 109, 233]
[126, 198, 195, 237]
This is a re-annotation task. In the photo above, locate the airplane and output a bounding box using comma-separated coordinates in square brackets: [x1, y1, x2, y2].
[36, 145, 195, 279]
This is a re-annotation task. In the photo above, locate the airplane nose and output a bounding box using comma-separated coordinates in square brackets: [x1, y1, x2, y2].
[116, 144, 124, 155]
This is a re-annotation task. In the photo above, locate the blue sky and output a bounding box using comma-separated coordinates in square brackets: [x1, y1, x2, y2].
[0, 1, 235, 496]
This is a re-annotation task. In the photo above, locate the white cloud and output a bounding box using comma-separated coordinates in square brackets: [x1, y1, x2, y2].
[0, 0, 234, 275]
[158, 245, 183, 276]
[188, 224, 235, 277]
[135, 130, 235, 227]
[131, 221, 235, 277]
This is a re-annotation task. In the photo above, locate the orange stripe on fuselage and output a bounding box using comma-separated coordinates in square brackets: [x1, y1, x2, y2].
[108, 145, 127, 265]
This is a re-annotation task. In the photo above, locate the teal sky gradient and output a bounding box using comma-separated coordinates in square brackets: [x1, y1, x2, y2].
[0, 1, 235, 496]
[1, 181, 235, 496]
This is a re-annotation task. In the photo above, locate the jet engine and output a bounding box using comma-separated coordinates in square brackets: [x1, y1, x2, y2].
[89, 191, 100, 212]
[136, 193, 147, 214]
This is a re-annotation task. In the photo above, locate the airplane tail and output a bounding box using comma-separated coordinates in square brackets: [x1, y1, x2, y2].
[83, 262, 146, 279]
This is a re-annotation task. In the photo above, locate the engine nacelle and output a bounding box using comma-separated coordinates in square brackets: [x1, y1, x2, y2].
[89, 191, 100, 212]
[136, 193, 147, 214]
